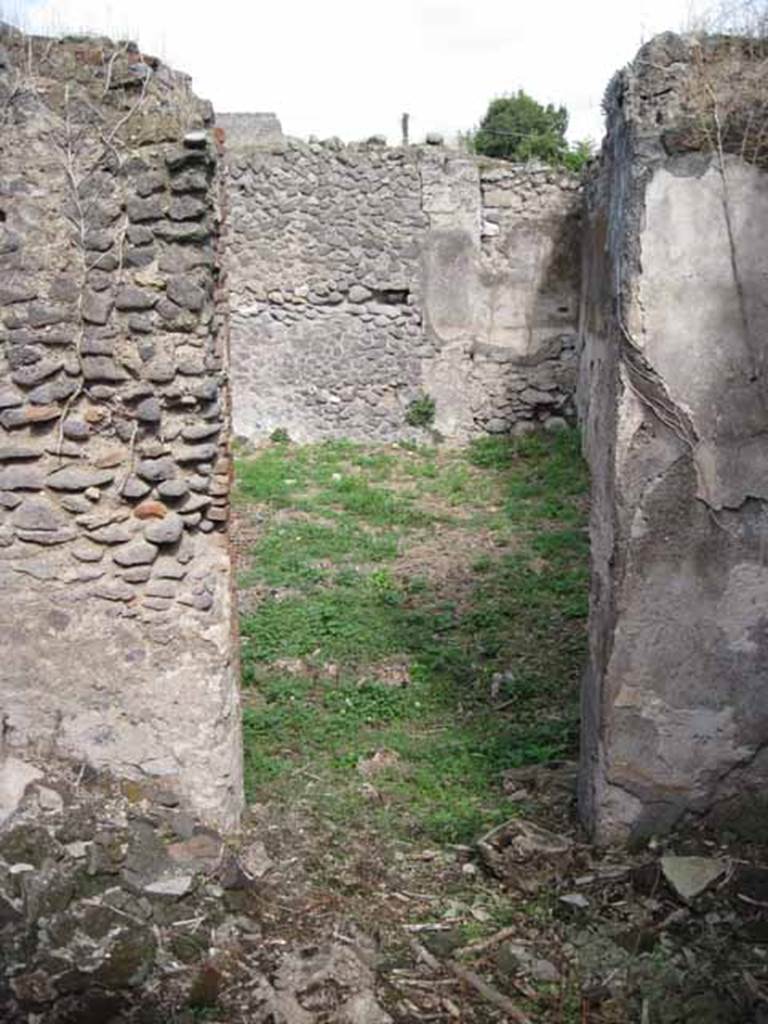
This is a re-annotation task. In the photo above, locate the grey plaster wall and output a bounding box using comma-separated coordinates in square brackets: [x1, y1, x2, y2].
[0, 28, 242, 829]
[578, 33, 768, 842]
[224, 127, 582, 443]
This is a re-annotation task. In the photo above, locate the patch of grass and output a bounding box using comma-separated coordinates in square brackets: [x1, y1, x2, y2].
[349, 451, 399, 481]
[236, 439, 373, 505]
[503, 429, 588, 523]
[468, 427, 588, 518]
[244, 520, 398, 588]
[244, 677, 412, 745]
[467, 435, 519, 470]
[403, 458, 439, 481]
[396, 440, 436, 457]
[427, 462, 495, 507]
[317, 475, 434, 528]
[471, 555, 493, 574]
[236, 427, 589, 845]
[236, 441, 438, 526]
[235, 446, 308, 507]
[241, 579, 435, 666]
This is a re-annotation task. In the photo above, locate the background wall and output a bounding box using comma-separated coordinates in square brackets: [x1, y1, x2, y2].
[222, 118, 582, 444]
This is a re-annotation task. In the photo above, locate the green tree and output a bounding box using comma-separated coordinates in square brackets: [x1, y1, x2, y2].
[473, 90, 569, 163]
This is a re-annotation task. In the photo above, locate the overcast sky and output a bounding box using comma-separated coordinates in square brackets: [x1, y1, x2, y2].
[12, 0, 703, 145]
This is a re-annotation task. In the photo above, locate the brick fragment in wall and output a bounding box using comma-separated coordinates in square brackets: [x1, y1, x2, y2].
[169, 195, 208, 221]
[135, 171, 166, 197]
[115, 286, 158, 311]
[125, 247, 156, 268]
[28, 377, 79, 405]
[170, 169, 209, 193]
[11, 360, 63, 387]
[153, 221, 210, 244]
[127, 196, 166, 222]
[1, 405, 60, 429]
[157, 478, 189, 499]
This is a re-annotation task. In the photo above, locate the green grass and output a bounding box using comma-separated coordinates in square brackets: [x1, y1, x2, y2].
[316, 475, 434, 527]
[241, 585, 419, 664]
[466, 429, 589, 524]
[236, 440, 434, 527]
[242, 520, 398, 588]
[236, 429, 589, 844]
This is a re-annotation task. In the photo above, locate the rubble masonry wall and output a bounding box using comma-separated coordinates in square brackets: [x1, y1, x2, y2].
[0, 27, 243, 829]
[222, 117, 582, 444]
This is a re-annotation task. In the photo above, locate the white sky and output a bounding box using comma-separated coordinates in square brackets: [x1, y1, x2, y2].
[12, 0, 704, 145]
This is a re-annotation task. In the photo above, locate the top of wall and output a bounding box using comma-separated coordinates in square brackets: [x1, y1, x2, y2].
[215, 106, 585, 190]
[218, 116, 583, 200]
[605, 31, 768, 154]
[216, 111, 284, 149]
[0, 21, 213, 143]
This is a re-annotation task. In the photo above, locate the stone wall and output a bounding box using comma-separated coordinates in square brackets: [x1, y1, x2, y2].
[578, 33, 768, 842]
[224, 128, 582, 443]
[0, 752, 394, 1022]
[0, 27, 242, 829]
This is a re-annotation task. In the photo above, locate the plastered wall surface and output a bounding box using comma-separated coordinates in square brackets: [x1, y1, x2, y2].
[578, 33, 768, 842]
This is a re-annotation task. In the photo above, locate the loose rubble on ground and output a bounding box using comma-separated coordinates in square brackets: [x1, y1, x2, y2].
[2, 756, 767, 1022]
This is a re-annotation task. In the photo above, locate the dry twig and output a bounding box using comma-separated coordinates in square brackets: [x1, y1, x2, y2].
[454, 925, 521, 958]
[447, 960, 534, 1024]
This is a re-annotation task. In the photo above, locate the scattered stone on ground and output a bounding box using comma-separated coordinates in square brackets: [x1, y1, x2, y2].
[660, 855, 727, 903]
[2, 751, 768, 1022]
[477, 818, 576, 892]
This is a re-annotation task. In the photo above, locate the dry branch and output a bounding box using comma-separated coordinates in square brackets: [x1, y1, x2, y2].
[454, 925, 521, 958]
[447, 960, 534, 1024]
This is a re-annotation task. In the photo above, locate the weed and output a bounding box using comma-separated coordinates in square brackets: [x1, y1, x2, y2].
[471, 555, 492, 573]
[405, 393, 436, 427]
[320, 475, 433, 528]
[235, 447, 307, 507]
[404, 459, 439, 480]
[503, 429, 588, 523]
[396, 439, 421, 453]
[467, 435, 518, 470]
[241, 584, 416, 666]
[404, 574, 431, 594]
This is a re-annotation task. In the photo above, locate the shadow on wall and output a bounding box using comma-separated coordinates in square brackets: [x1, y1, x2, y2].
[462, 189, 583, 438]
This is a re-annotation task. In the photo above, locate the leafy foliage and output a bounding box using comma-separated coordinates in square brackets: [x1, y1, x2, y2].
[405, 393, 436, 428]
[474, 90, 569, 163]
[560, 137, 595, 172]
[470, 90, 595, 170]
